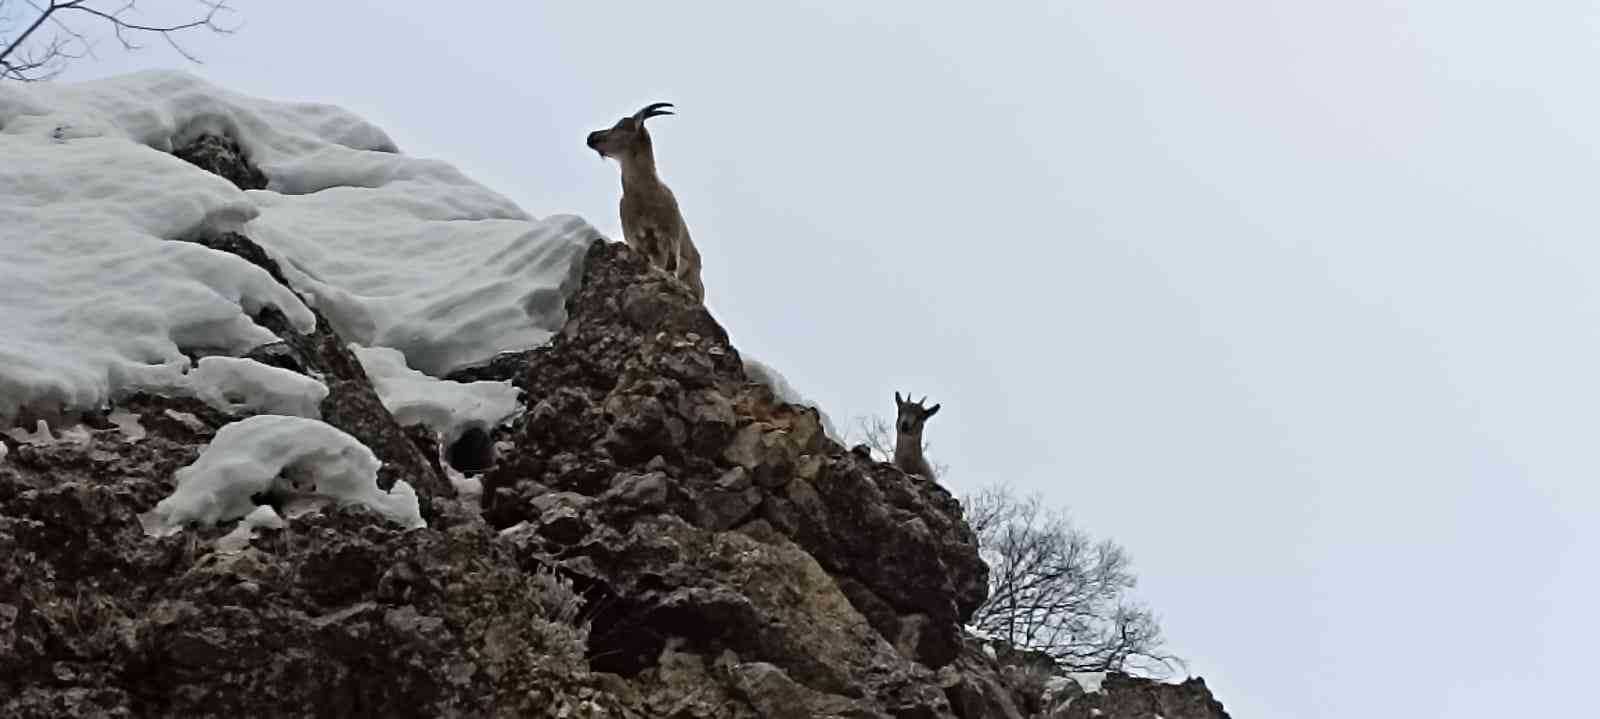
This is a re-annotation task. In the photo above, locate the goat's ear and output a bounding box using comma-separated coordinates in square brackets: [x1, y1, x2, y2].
[925, 404, 941, 418]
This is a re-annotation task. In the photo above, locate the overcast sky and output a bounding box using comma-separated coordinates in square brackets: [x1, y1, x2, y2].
[51, 1, 1597, 715]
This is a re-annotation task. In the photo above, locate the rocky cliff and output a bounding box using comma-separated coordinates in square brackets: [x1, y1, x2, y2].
[0, 123, 1231, 717]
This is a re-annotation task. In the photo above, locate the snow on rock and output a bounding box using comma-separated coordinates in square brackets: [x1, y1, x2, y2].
[352, 345, 519, 444]
[0, 128, 314, 424]
[250, 192, 595, 376]
[743, 355, 841, 440]
[1066, 672, 1109, 694]
[187, 356, 328, 418]
[0, 70, 601, 429]
[214, 504, 288, 554]
[139, 414, 424, 536]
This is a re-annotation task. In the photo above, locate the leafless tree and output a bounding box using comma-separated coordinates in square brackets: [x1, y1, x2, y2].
[848, 416, 1173, 674]
[0, 1, 236, 82]
[966, 485, 1178, 676]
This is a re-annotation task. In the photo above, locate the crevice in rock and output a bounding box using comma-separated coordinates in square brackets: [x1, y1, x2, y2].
[173, 132, 268, 191]
[446, 426, 494, 474]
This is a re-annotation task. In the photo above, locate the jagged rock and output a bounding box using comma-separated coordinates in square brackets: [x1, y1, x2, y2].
[0, 235, 1231, 717]
[0, 414, 599, 717]
[173, 132, 269, 191]
[1045, 673, 1231, 719]
[486, 241, 988, 678]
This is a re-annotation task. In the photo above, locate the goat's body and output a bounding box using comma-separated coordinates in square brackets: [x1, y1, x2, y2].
[892, 392, 941, 481]
[588, 104, 704, 302]
[618, 175, 704, 300]
[893, 443, 936, 481]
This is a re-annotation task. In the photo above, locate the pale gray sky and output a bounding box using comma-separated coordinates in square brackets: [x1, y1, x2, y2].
[55, 1, 1596, 715]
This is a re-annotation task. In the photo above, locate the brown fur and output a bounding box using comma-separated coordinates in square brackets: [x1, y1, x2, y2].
[893, 392, 942, 481]
[587, 104, 704, 302]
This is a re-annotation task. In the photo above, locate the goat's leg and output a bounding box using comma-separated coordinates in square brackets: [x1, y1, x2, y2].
[661, 240, 679, 274]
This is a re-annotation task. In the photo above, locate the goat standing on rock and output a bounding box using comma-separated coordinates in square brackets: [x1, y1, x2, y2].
[587, 102, 705, 302]
[893, 392, 941, 481]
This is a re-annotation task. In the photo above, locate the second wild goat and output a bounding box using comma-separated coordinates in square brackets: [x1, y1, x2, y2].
[893, 392, 941, 481]
[587, 102, 705, 302]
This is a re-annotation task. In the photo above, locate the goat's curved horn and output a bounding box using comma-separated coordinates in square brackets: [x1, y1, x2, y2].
[635, 102, 676, 122]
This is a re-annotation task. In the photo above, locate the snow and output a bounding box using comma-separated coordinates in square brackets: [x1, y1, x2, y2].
[352, 345, 519, 445]
[106, 410, 147, 440]
[5, 420, 92, 447]
[139, 414, 424, 535]
[964, 625, 1001, 642]
[0, 70, 601, 427]
[0, 126, 314, 425]
[187, 356, 328, 418]
[1067, 672, 1108, 694]
[250, 182, 596, 376]
[743, 355, 841, 440]
[447, 467, 484, 500]
[214, 504, 287, 553]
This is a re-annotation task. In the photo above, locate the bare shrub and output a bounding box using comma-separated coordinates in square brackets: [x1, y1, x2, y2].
[966, 485, 1176, 675]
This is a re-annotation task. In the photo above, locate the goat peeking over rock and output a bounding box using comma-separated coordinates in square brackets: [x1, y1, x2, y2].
[587, 102, 705, 302]
[894, 392, 941, 481]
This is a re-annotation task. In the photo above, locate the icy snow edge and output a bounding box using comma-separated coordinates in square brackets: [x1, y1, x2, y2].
[353, 345, 520, 444]
[140, 415, 424, 535]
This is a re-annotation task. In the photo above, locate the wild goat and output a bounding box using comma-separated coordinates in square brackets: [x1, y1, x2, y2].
[893, 392, 941, 481]
[586, 102, 705, 302]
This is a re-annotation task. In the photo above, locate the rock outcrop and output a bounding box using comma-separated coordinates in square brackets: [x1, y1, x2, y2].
[0, 132, 1230, 718]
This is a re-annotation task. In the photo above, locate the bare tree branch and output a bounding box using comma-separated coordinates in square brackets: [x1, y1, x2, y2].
[965, 484, 1180, 677]
[846, 413, 1176, 675]
[1, 1, 237, 82]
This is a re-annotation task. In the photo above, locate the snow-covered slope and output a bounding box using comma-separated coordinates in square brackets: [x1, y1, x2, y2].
[0, 71, 599, 426]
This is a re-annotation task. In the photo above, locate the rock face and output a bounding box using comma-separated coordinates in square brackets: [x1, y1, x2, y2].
[1045, 674, 1231, 719]
[0, 134, 1231, 717]
[478, 240, 991, 714]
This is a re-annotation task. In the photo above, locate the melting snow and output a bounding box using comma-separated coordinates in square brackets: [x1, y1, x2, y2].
[187, 356, 328, 418]
[139, 414, 424, 535]
[1067, 672, 1108, 694]
[0, 70, 600, 427]
[215, 504, 288, 553]
[352, 345, 519, 445]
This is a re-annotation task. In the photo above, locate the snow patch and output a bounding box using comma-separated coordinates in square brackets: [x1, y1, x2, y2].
[253, 198, 596, 376]
[447, 466, 483, 501]
[107, 410, 147, 440]
[187, 356, 327, 418]
[352, 345, 519, 444]
[139, 414, 424, 536]
[1, 70, 600, 427]
[1067, 672, 1108, 694]
[215, 504, 287, 554]
[5, 420, 93, 447]
[964, 625, 1001, 643]
[743, 355, 840, 440]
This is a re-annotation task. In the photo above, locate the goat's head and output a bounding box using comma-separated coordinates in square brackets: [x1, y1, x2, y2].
[587, 102, 675, 161]
[894, 392, 941, 440]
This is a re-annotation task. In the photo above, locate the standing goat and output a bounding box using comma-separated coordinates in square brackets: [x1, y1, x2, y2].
[893, 392, 942, 481]
[586, 102, 705, 302]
